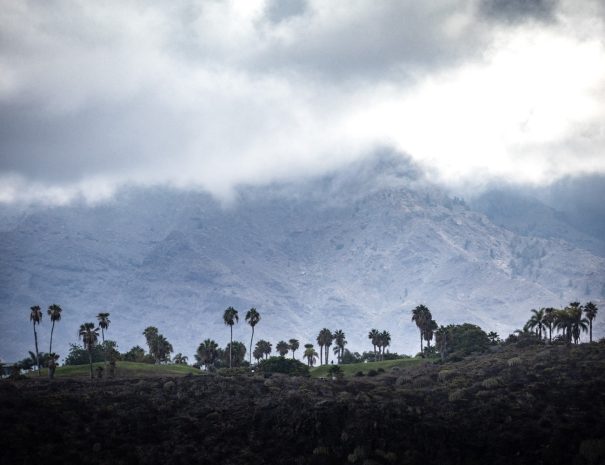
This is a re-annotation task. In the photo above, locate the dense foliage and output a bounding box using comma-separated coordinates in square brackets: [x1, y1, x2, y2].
[257, 356, 310, 376]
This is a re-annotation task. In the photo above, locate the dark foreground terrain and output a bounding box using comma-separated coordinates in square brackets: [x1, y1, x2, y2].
[1, 344, 605, 465]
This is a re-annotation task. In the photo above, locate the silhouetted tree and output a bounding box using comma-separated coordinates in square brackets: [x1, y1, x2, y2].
[584, 302, 598, 343]
[223, 307, 239, 368]
[29, 305, 43, 376]
[276, 340, 290, 357]
[368, 329, 380, 361]
[78, 322, 99, 379]
[245, 308, 260, 365]
[288, 338, 299, 359]
[195, 339, 218, 370]
[47, 304, 62, 355]
[97, 312, 111, 363]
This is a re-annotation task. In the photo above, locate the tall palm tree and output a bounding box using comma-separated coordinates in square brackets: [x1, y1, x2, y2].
[96, 313, 111, 343]
[316, 331, 325, 365]
[526, 308, 545, 339]
[97, 312, 111, 364]
[368, 329, 380, 361]
[29, 305, 43, 376]
[543, 307, 556, 343]
[317, 328, 333, 365]
[157, 335, 173, 363]
[223, 307, 239, 368]
[276, 340, 290, 357]
[195, 339, 218, 370]
[256, 339, 272, 359]
[288, 339, 299, 359]
[412, 305, 431, 354]
[324, 330, 334, 365]
[303, 343, 317, 367]
[333, 330, 346, 364]
[583, 302, 598, 343]
[380, 330, 391, 360]
[423, 320, 438, 349]
[47, 304, 62, 355]
[143, 326, 159, 362]
[554, 309, 573, 343]
[569, 306, 589, 344]
[245, 308, 260, 365]
[79, 322, 99, 379]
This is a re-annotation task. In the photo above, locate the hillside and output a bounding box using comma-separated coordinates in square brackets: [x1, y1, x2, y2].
[1, 157, 604, 361]
[1, 343, 604, 464]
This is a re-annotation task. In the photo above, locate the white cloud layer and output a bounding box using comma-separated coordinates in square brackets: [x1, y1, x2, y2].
[0, 0, 604, 204]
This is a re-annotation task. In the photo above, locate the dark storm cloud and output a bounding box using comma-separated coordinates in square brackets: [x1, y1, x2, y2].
[479, 0, 559, 22]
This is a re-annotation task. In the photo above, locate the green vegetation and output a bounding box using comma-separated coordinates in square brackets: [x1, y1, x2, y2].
[310, 356, 423, 378]
[54, 361, 203, 378]
[257, 356, 309, 376]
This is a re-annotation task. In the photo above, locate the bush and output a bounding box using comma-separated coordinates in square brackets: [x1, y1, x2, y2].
[217, 367, 250, 377]
[328, 365, 343, 379]
[367, 369, 378, 377]
[257, 357, 310, 377]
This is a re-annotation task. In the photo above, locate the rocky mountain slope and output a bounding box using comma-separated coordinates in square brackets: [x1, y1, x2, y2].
[1, 157, 603, 361]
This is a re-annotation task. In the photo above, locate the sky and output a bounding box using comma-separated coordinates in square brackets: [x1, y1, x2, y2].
[1, 0, 604, 205]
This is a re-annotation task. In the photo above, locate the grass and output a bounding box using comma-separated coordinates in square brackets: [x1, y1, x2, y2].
[53, 361, 203, 378]
[310, 357, 427, 378]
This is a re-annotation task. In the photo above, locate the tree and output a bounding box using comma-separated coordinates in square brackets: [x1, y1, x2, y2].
[172, 353, 188, 365]
[569, 305, 589, 344]
[584, 302, 598, 343]
[526, 308, 545, 339]
[276, 340, 290, 357]
[47, 353, 60, 380]
[223, 307, 239, 368]
[412, 304, 431, 354]
[255, 339, 272, 359]
[78, 322, 99, 379]
[487, 331, 501, 345]
[245, 308, 260, 365]
[224, 341, 246, 367]
[543, 307, 556, 343]
[97, 312, 111, 363]
[317, 328, 332, 365]
[379, 330, 391, 360]
[29, 305, 43, 376]
[368, 329, 380, 361]
[156, 335, 173, 363]
[195, 339, 219, 370]
[333, 330, 347, 364]
[435, 324, 489, 359]
[288, 338, 299, 359]
[253, 345, 264, 363]
[143, 327, 159, 362]
[422, 319, 438, 350]
[47, 304, 62, 355]
[123, 345, 146, 363]
[303, 343, 318, 367]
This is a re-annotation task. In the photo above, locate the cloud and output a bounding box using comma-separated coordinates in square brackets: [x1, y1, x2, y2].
[0, 0, 604, 205]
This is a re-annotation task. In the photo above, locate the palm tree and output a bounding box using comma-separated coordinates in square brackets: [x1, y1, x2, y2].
[276, 340, 290, 357]
[526, 308, 545, 339]
[554, 309, 573, 343]
[96, 313, 111, 343]
[368, 329, 380, 361]
[97, 312, 111, 364]
[569, 306, 589, 344]
[253, 346, 264, 363]
[29, 305, 43, 376]
[195, 339, 219, 370]
[303, 344, 318, 367]
[225, 341, 246, 367]
[143, 326, 159, 362]
[288, 338, 299, 359]
[47, 353, 60, 380]
[423, 319, 438, 349]
[79, 322, 99, 379]
[223, 307, 239, 368]
[172, 353, 188, 365]
[245, 308, 260, 365]
[157, 335, 173, 363]
[583, 302, 598, 343]
[412, 304, 431, 354]
[333, 330, 346, 364]
[256, 339, 272, 359]
[380, 330, 391, 360]
[317, 328, 333, 365]
[47, 304, 62, 355]
[543, 307, 556, 343]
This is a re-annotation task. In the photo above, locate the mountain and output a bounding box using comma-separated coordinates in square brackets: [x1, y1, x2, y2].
[1, 156, 604, 362]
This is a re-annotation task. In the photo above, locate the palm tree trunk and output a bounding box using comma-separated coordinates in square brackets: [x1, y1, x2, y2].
[229, 326, 233, 368]
[102, 328, 107, 365]
[33, 324, 40, 376]
[589, 319, 593, 343]
[49, 320, 55, 354]
[249, 326, 254, 365]
[88, 350, 93, 379]
[319, 345, 323, 365]
[373, 345, 376, 361]
[419, 332, 423, 355]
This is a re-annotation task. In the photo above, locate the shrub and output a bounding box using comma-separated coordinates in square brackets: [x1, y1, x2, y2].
[367, 369, 378, 377]
[328, 365, 344, 379]
[257, 357, 310, 377]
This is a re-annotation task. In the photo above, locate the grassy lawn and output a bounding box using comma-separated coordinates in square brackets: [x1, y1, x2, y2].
[54, 361, 203, 378]
[310, 357, 428, 378]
